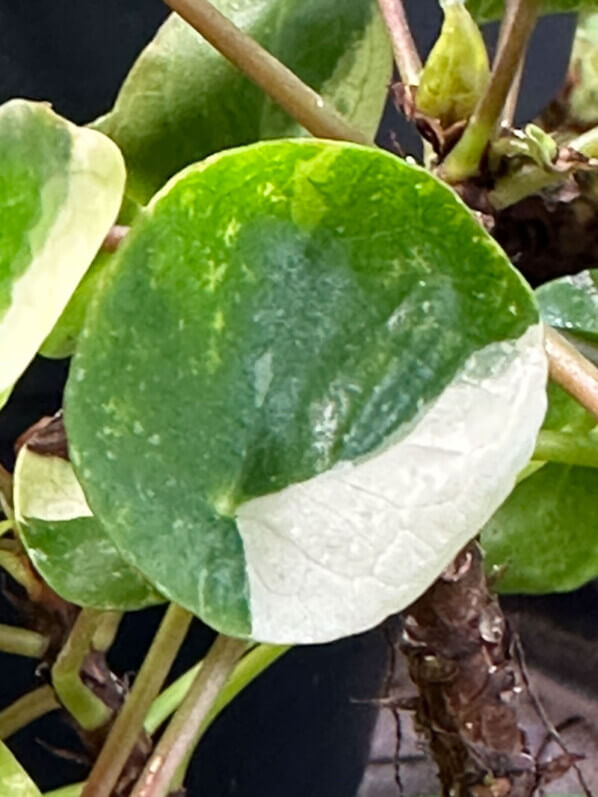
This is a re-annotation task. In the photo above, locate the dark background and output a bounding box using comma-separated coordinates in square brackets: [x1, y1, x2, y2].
[0, 3, 588, 795]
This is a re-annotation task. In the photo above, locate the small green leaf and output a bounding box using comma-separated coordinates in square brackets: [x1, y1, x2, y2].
[65, 139, 546, 644]
[92, 0, 391, 203]
[0, 100, 125, 407]
[417, 0, 490, 127]
[537, 268, 598, 344]
[0, 741, 41, 797]
[13, 447, 162, 611]
[466, 0, 598, 23]
[482, 463, 598, 592]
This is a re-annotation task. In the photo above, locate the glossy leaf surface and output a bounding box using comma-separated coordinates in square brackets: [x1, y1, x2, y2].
[0, 100, 125, 407]
[93, 0, 391, 203]
[466, 0, 598, 22]
[536, 269, 598, 343]
[14, 447, 162, 611]
[65, 139, 546, 643]
[0, 742, 40, 797]
[482, 463, 598, 592]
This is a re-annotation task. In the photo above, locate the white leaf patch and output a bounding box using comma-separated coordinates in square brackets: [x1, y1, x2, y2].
[236, 324, 548, 643]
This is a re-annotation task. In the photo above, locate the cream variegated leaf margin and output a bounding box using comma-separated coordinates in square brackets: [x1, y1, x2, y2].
[0, 100, 125, 408]
[238, 325, 547, 642]
[13, 447, 162, 611]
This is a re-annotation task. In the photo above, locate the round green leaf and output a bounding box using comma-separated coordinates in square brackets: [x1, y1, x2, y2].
[93, 0, 391, 203]
[14, 447, 162, 611]
[65, 139, 547, 643]
[0, 100, 125, 407]
[0, 742, 41, 797]
[537, 268, 598, 344]
[482, 463, 598, 592]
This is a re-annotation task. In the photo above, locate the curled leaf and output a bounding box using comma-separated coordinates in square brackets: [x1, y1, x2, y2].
[417, 0, 489, 128]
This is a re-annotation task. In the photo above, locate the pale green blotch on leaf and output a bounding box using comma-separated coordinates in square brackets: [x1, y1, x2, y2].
[65, 139, 547, 644]
[0, 100, 125, 407]
[0, 742, 41, 797]
[92, 0, 392, 202]
[14, 446, 162, 611]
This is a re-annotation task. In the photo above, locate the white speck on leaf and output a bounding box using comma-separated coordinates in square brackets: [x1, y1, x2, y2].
[254, 351, 273, 408]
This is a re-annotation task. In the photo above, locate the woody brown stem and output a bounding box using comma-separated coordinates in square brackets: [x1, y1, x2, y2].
[400, 543, 537, 795]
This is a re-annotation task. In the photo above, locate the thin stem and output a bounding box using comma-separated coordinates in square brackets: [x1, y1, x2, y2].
[490, 163, 561, 209]
[51, 609, 112, 732]
[0, 548, 45, 602]
[0, 519, 13, 537]
[163, 0, 372, 146]
[145, 643, 289, 734]
[82, 603, 193, 797]
[167, 643, 290, 791]
[0, 624, 48, 659]
[0, 685, 59, 740]
[534, 429, 598, 468]
[91, 611, 123, 653]
[131, 634, 247, 797]
[0, 463, 12, 517]
[496, 0, 527, 128]
[500, 49, 525, 128]
[545, 326, 598, 421]
[376, 0, 421, 86]
[441, 0, 541, 182]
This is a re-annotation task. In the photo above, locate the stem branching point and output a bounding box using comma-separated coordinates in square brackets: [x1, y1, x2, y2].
[441, 0, 541, 182]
